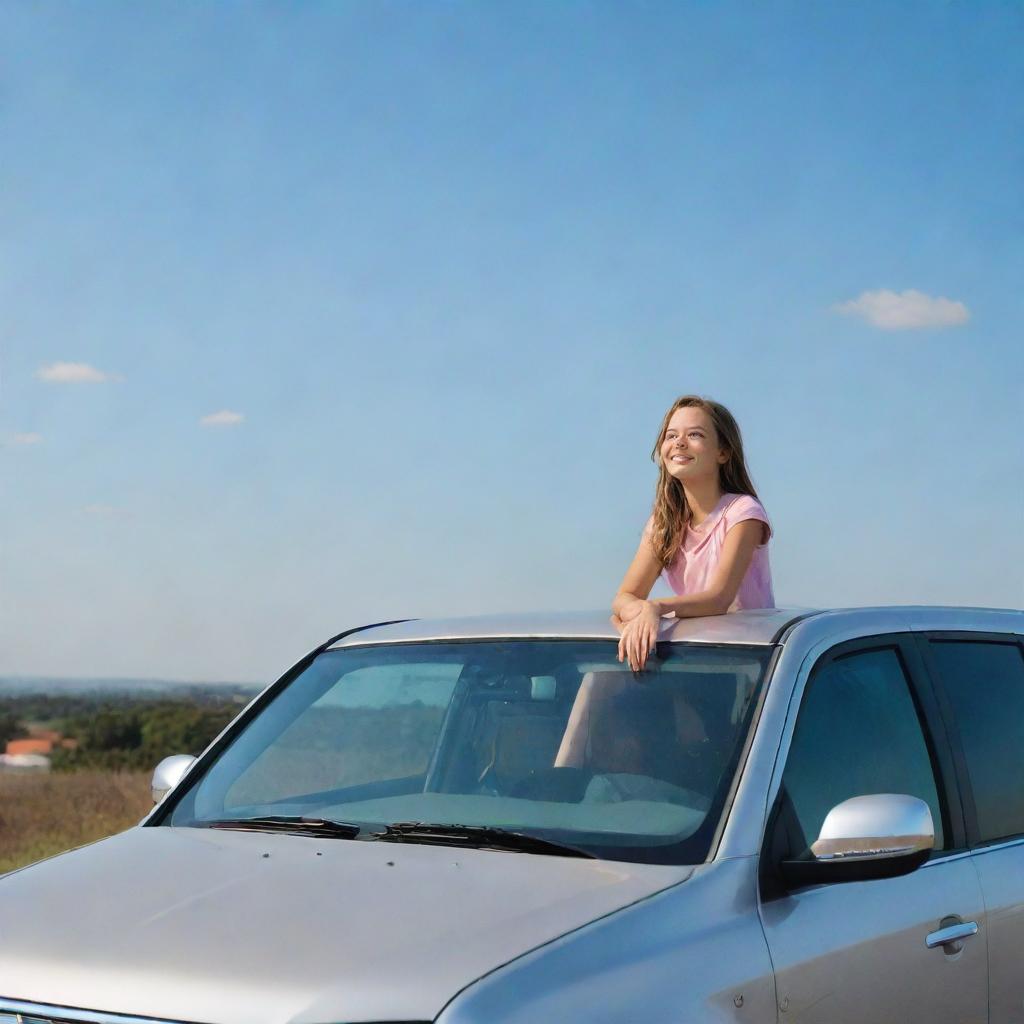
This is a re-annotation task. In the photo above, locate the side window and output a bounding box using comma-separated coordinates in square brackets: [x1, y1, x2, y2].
[782, 646, 945, 852]
[928, 639, 1024, 844]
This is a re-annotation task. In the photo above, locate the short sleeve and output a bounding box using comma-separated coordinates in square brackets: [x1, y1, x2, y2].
[723, 495, 772, 547]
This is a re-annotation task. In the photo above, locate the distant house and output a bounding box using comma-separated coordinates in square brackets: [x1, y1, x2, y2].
[5, 738, 54, 756]
[1, 731, 77, 771]
[0, 752, 51, 771]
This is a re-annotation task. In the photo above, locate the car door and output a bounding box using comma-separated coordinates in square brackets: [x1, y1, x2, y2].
[920, 632, 1024, 1024]
[759, 635, 988, 1024]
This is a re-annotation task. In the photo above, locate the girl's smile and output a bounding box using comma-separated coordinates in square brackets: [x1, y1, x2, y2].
[659, 408, 725, 481]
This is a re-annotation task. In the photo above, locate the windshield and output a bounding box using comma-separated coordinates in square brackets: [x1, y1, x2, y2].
[165, 640, 772, 863]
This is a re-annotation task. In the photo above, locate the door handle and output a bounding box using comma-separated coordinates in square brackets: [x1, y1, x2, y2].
[926, 920, 978, 951]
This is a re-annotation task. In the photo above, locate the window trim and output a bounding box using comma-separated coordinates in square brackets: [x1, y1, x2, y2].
[915, 631, 1024, 849]
[705, 643, 783, 862]
[759, 632, 965, 896]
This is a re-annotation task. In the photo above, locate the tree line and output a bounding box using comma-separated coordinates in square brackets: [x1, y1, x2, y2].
[0, 693, 247, 772]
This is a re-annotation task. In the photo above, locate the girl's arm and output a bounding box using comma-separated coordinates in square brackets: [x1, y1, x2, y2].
[618, 519, 764, 671]
[611, 534, 663, 623]
[652, 519, 765, 618]
[651, 520, 765, 614]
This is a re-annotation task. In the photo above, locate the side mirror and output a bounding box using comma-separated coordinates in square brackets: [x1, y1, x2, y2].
[781, 793, 934, 887]
[151, 753, 197, 804]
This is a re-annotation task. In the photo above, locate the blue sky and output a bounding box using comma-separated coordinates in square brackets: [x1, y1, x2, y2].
[2, 2, 1022, 682]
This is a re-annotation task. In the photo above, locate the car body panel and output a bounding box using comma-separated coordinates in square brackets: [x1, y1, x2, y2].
[438, 857, 775, 1024]
[761, 854, 988, 1024]
[971, 841, 1024, 1023]
[0, 824, 690, 1024]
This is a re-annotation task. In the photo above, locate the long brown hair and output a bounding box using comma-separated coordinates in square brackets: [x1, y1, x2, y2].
[649, 395, 760, 566]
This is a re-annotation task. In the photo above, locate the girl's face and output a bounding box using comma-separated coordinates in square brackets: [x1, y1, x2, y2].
[659, 406, 728, 484]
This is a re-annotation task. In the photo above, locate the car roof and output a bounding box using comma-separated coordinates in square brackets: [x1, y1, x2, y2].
[328, 608, 816, 648]
[326, 605, 1024, 650]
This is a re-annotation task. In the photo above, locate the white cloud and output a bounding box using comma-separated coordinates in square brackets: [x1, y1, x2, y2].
[9, 432, 43, 445]
[35, 361, 122, 383]
[832, 289, 970, 331]
[81, 503, 118, 517]
[200, 410, 245, 427]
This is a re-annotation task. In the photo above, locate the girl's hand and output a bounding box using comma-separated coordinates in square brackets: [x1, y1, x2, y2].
[617, 597, 647, 624]
[617, 601, 661, 671]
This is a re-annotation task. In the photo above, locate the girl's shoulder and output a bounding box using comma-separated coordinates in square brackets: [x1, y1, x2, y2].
[721, 493, 772, 545]
[722, 492, 769, 517]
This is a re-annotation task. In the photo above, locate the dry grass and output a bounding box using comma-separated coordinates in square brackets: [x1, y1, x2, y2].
[0, 771, 152, 874]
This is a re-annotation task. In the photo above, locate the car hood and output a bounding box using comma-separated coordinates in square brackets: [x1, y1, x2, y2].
[0, 825, 691, 1024]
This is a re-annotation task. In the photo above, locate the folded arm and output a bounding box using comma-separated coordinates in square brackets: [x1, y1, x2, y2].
[611, 519, 764, 670]
[611, 532, 663, 624]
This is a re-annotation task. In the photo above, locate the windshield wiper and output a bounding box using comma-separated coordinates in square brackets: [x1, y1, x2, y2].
[203, 816, 596, 858]
[204, 815, 362, 839]
[373, 821, 596, 859]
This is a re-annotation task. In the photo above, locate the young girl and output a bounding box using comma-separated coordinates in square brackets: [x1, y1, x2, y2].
[612, 395, 774, 671]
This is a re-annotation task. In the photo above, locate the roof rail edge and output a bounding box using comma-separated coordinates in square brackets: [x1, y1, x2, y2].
[772, 609, 823, 645]
[315, 619, 415, 654]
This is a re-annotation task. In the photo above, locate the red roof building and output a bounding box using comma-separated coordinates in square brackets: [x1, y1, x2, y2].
[5, 738, 54, 756]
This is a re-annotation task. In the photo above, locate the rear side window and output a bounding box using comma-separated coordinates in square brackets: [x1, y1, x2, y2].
[782, 647, 945, 852]
[928, 640, 1024, 844]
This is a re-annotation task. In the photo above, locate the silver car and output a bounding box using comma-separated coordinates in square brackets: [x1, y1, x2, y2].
[2, 606, 1022, 1024]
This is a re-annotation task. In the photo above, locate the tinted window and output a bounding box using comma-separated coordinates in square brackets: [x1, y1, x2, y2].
[929, 640, 1024, 844]
[782, 647, 945, 851]
[166, 640, 772, 864]
[224, 660, 462, 807]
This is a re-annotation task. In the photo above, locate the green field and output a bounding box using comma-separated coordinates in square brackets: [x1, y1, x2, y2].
[0, 688, 247, 873]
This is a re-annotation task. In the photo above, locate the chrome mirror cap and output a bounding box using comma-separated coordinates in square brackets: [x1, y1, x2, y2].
[812, 793, 934, 861]
[779, 793, 934, 889]
[151, 753, 197, 805]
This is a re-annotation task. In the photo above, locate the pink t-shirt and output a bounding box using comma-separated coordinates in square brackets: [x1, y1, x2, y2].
[644, 493, 775, 611]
